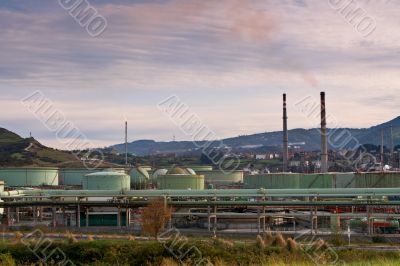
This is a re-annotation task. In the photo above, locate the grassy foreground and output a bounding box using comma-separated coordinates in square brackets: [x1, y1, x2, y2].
[0, 235, 399, 265]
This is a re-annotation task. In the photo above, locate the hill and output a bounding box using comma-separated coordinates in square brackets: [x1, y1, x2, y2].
[112, 116, 400, 156]
[0, 128, 83, 167]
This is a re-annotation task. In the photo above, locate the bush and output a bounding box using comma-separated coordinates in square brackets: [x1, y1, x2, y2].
[65, 231, 78, 244]
[274, 233, 287, 249]
[0, 253, 16, 266]
[12, 232, 23, 244]
[160, 257, 179, 266]
[255, 235, 265, 249]
[287, 238, 298, 252]
[263, 231, 273, 246]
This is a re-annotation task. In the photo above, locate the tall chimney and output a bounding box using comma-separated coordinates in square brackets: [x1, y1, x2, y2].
[283, 93, 288, 172]
[320, 92, 328, 173]
[390, 125, 394, 159]
[125, 120, 128, 166]
[381, 129, 384, 171]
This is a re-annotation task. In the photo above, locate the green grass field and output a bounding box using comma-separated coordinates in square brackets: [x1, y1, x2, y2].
[0, 235, 399, 265]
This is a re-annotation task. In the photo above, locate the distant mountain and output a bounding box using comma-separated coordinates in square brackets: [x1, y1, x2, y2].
[112, 116, 400, 156]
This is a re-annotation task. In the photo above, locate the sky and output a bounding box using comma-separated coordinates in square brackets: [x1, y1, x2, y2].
[0, 0, 399, 149]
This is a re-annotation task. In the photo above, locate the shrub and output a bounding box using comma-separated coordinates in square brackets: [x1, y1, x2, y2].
[142, 198, 172, 240]
[0, 253, 16, 266]
[263, 230, 273, 246]
[274, 233, 287, 249]
[12, 231, 23, 244]
[65, 231, 77, 244]
[287, 238, 298, 252]
[255, 235, 265, 249]
[160, 257, 179, 266]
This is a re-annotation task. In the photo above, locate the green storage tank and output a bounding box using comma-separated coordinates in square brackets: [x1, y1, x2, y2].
[355, 172, 400, 188]
[59, 168, 126, 186]
[129, 167, 150, 189]
[83, 171, 130, 190]
[158, 167, 204, 190]
[151, 168, 168, 183]
[334, 173, 356, 188]
[140, 165, 152, 173]
[245, 172, 358, 189]
[197, 170, 244, 185]
[186, 165, 213, 172]
[0, 167, 59, 187]
[244, 173, 299, 189]
[298, 173, 333, 189]
[59, 168, 93, 186]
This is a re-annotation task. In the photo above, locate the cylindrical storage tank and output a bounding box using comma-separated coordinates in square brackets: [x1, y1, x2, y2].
[129, 167, 149, 189]
[197, 170, 243, 185]
[140, 166, 152, 172]
[334, 173, 356, 188]
[158, 174, 204, 190]
[244, 173, 299, 189]
[186, 165, 213, 172]
[83, 171, 130, 190]
[59, 168, 93, 186]
[355, 172, 400, 188]
[0, 167, 59, 187]
[59, 168, 126, 186]
[151, 169, 168, 183]
[157, 167, 204, 190]
[298, 173, 333, 189]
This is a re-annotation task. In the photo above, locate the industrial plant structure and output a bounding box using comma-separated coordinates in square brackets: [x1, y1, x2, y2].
[1, 92, 400, 237]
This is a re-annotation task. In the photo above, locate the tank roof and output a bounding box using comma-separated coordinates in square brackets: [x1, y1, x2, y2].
[86, 171, 127, 177]
[167, 167, 191, 175]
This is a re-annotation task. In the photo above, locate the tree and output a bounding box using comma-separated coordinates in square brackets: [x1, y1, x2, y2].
[142, 197, 172, 239]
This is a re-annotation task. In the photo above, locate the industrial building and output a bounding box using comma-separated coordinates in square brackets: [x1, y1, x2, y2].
[0, 92, 400, 236]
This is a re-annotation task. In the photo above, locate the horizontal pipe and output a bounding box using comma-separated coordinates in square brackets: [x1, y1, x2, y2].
[1, 188, 400, 199]
[1, 200, 400, 208]
[173, 212, 400, 219]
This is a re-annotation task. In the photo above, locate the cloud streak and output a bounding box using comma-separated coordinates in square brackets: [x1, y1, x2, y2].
[0, 0, 399, 148]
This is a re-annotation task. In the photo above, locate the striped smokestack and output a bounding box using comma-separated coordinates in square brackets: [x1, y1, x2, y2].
[283, 93, 288, 172]
[320, 92, 328, 173]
